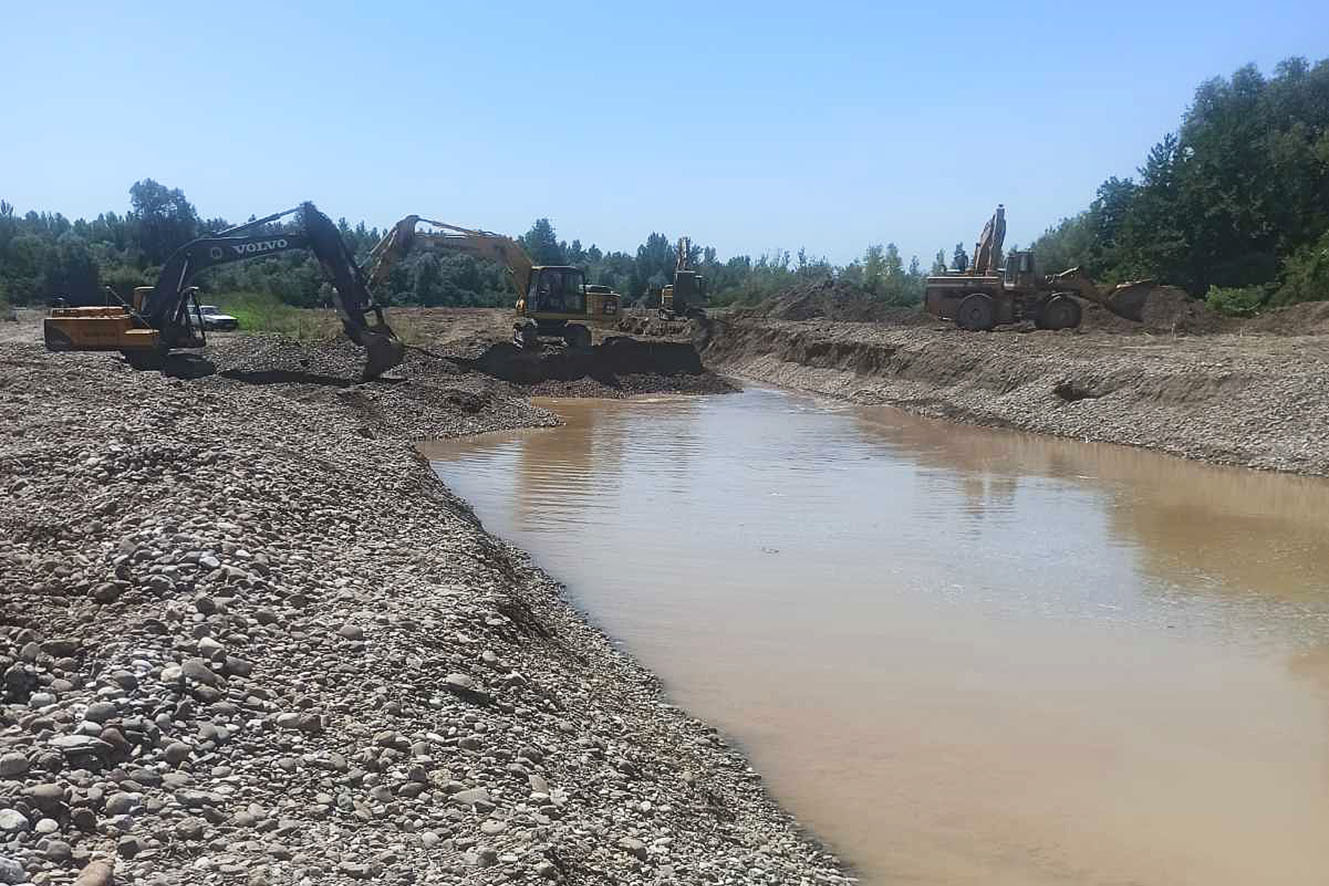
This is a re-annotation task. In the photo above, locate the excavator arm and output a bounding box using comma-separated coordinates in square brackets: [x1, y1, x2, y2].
[972, 205, 1006, 275]
[145, 203, 403, 378]
[365, 216, 536, 300]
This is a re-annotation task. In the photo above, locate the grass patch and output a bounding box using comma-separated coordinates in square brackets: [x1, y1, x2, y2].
[213, 292, 341, 340]
[211, 291, 428, 345]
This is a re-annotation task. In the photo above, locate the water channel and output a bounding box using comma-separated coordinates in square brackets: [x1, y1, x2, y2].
[421, 386, 1329, 886]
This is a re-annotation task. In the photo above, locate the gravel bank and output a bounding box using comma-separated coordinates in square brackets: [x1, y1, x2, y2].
[700, 316, 1329, 476]
[0, 338, 843, 885]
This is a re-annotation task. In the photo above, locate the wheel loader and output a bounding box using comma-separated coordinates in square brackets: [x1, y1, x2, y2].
[365, 216, 620, 349]
[925, 205, 1152, 331]
[43, 203, 404, 379]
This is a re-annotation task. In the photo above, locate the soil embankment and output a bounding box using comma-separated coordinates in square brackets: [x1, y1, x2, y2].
[0, 328, 838, 885]
[699, 310, 1329, 476]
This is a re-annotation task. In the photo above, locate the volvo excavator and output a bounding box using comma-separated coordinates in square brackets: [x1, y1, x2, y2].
[924, 205, 1153, 331]
[365, 216, 621, 349]
[44, 203, 404, 379]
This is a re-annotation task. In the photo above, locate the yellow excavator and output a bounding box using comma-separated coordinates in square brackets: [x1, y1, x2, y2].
[660, 236, 708, 321]
[43, 203, 404, 379]
[365, 216, 621, 349]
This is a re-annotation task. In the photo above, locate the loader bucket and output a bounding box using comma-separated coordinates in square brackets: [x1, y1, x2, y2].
[1103, 281, 1153, 322]
[361, 326, 406, 381]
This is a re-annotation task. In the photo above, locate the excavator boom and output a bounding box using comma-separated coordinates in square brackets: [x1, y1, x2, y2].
[47, 202, 404, 380]
[366, 216, 535, 298]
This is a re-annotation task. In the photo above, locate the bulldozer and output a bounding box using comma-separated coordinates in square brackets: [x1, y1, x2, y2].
[925, 205, 1152, 331]
[43, 203, 404, 379]
[659, 236, 708, 321]
[365, 216, 621, 349]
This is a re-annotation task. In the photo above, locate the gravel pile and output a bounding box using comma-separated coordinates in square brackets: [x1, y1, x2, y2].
[0, 340, 844, 885]
[701, 316, 1329, 476]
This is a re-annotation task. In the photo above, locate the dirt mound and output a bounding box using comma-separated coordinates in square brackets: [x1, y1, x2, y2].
[1078, 286, 1231, 335]
[750, 280, 932, 325]
[1243, 300, 1329, 335]
[1137, 286, 1230, 334]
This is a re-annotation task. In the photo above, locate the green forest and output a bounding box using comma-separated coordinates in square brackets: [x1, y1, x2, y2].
[1030, 57, 1329, 315]
[2, 56, 1325, 317]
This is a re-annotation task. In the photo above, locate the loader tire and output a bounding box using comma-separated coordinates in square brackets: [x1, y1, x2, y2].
[1038, 294, 1082, 331]
[956, 293, 995, 331]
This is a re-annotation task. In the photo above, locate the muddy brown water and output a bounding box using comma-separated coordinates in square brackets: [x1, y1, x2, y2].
[421, 387, 1329, 886]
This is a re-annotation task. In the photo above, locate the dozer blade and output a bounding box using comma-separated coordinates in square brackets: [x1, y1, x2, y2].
[1103, 281, 1153, 322]
[361, 327, 405, 381]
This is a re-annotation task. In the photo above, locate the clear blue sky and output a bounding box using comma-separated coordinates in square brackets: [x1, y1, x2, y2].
[2, 0, 1325, 265]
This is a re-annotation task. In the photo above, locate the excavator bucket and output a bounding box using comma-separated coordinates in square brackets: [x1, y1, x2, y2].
[1102, 281, 1154, 322]
[360, 326, 405, 381]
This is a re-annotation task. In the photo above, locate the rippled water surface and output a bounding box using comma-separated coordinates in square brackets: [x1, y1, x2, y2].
[422, 387, 1329, 886]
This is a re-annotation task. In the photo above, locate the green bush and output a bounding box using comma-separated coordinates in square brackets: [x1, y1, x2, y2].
[213, 292, 340, 340]
[1205, 284, 1269, 317]
[1271, 229, 1329, 307]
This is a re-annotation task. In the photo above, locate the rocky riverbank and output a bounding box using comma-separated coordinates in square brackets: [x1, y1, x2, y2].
[0, 336, 843, 886]
[699, 314, 1329, 477]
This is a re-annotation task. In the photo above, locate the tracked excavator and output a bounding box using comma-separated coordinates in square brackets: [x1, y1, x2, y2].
[44, 203, 404, 379]
[924, 205, 1152, 331]
[659, 236, 708, 321]
[365, 216, 620, 349]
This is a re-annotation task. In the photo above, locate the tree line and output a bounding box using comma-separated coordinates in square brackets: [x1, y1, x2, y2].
[1030, 56, 1328, 314]
[0, 180, 954, 311]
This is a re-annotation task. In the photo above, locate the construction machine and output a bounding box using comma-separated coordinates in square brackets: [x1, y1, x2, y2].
[925, 205, 1152, 331]
[44, 203, 404, 379]
[659, 236, 708, 321]
[365, 216, 620, 349]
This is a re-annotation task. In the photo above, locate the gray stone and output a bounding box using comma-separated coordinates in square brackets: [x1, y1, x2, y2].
[451, 787, 491, 807]
[180, 658, 219, 685]
[0, 810, 29, 835]
[44, 840, 72, 862]
[617, 836, 648, 860]
[92, 582, 124, 603]
[467, 847, 499, 868]
[0, 856, 25, 885]
[40, 638, 79, 657]
[337, 624, 364, 641]
[104, 792, 142, 816]
[0, 753, 28, 778]
[50, 734, 112, 756]
[162, 741, 192, 765]
[175, 817, 206, 840]
[83, 701, 117, 723]
[337, 861, 374, 879]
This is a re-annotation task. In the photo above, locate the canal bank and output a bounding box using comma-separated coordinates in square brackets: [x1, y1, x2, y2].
[427, 387, 1329, 886]
[0, 336, 846, 886]
[698, 315, 1329, 476]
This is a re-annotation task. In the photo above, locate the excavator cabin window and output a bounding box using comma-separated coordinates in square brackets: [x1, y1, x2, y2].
[530, 268, 586, 314]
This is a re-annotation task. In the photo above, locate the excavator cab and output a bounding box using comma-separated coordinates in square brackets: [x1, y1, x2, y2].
[528, 267, 587, 315]
[1003, 251, 1039, 289]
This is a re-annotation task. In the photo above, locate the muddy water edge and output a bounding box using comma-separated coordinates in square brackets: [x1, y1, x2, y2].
[420, 387, 1329, 886]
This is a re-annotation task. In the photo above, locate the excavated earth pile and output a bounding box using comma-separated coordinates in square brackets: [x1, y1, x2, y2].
[699, 316, 1329, 476]
[0, 339, 844, 886]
